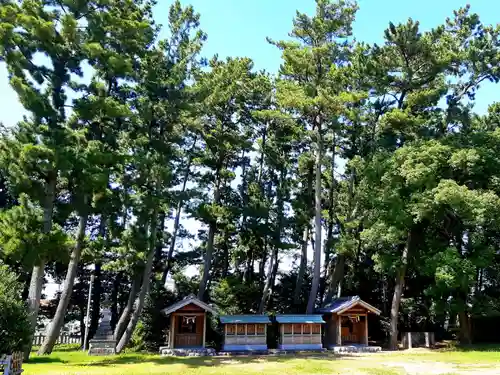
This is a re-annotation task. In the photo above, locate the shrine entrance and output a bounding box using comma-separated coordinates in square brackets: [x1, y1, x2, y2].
[174, 314, 203, 348]
[340, 315, 366, 344]
[162, 294, 217, 349]
[317, 296, 381, 348]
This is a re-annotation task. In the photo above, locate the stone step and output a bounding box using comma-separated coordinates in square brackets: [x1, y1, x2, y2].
[88, 340, 116, 356]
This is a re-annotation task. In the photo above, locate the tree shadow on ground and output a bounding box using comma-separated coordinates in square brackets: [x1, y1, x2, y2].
[32, 344, 81, 353]
[27, 356, 69, 364]
[82, 352, 341, 368]
[452, 344, 500, 352]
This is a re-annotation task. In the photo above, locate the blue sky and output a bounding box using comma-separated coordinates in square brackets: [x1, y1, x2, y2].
[1, 0, 499, 126]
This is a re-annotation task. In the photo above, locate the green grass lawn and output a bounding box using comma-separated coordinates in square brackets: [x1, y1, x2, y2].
[23, 345, 500, 375]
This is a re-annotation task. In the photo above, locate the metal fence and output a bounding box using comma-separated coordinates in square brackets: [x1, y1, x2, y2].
[32, 333, 81, 346]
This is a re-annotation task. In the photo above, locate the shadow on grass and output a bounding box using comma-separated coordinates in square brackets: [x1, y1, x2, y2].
[82, 352, 340, 368]
[27, 356, 69, 364]
[32, 344, 81, 353]
[451, 344, 500, 352]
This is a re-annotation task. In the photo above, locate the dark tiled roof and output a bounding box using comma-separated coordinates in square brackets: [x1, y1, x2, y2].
[317, 296, 381, 315]
[318, 296, 360, 313]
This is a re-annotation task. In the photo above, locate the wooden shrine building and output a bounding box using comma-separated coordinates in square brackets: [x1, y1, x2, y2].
[220, 315, 271, 351]
[161, 294, 216, 349]
[275, 315, 324, 350]
[317, 296, 381, 348]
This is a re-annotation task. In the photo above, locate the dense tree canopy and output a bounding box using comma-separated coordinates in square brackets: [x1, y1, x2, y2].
[1, 0, 500, 355]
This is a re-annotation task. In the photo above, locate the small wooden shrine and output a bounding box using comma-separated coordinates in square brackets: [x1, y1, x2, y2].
[318, 296, 381, 348]
[161, 294, 216, 349]
[220, 315, 271, 351]
[275, 315, 324, 350]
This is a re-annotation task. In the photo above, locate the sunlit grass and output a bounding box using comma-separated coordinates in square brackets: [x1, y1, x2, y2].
[23, 345, 500, 375]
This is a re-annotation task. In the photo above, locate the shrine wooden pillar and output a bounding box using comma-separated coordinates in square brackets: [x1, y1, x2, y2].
[363, 315, 368, 345]
[336, 315, 342, 346]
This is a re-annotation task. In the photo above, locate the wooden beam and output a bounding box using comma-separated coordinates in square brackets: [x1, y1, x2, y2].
[336, 315, 342, 346]
[170, 315, 175, 348]
[364, 315, 368, 345]
[202, 314, 207, 348]
[172, 312, 206, 316]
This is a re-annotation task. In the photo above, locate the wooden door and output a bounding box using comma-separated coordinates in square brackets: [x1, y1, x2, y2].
[174, 314, 204, 348]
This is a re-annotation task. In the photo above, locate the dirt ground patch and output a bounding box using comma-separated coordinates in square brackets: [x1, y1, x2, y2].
[383, 360, 500, 375]
[347, 349, 500, 375]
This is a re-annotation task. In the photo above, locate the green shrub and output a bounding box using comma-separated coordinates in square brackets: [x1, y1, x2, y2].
[130, 282, 175, 352]
[0, 263, 31, 354]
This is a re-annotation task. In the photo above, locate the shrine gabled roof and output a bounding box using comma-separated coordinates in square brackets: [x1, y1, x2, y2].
[317, 296, 381, 315]
[161, 294, 217, 316]
[220, 315, 271, 324]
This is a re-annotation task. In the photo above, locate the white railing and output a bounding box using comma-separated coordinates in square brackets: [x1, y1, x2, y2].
[32, 334, 81, 346]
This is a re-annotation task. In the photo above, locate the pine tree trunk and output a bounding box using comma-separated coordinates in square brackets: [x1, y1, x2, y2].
[240, 150, 253, 285]
[458, 311, 472, 344]
[161, 135, 197, 284]
[270, 249, 279, 294]
[162, 198, 184, 284]
[198, 174, 221, 300]
[242, 247, 253, 283]
[259, 169, 285, 313]
[389, 233, 412, 350]
[110, 272, 122, 331]
[258, 247, 278, 313]
[458, 299, 472, 344]
[39, 211, 88, 354]
[114, 273, 141, 342]
[89, 262, 102, 343]
[198, 221, 216, 300]
[115, 213, 158, 353]
[321, 136, 337, 304]
[154, 211, 166, 272]
[88, 215, 106, 342]
[25, 261, 45, 358]
[258, 244, 267, 284]
[293, 226, 309, 306]
[222, 232, 230, 278]
[79, 304, 85, 347]
[294, 162, 314, 307]
[307, 125, 323, 314]
[25, 175, 56, 360]
[324, 254, 345, 302]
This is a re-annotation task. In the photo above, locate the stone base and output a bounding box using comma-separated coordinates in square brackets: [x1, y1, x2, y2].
[218, 350, 270, 356]
[219, 348, 326, 356]
[159, 347, 216, 357]
[88, 340, 116, 356]
[223, 344, 268, 352]
[278, 344, 323, 351]
[330, 345, 381, 353]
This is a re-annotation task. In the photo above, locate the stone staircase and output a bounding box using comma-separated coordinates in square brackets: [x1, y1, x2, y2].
[88, 308, 116, 356]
